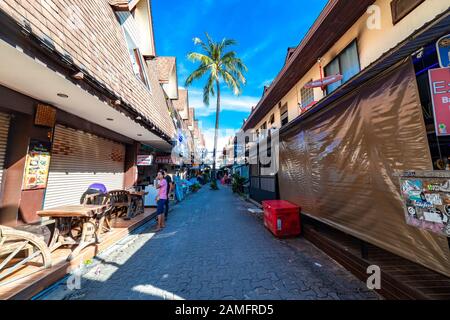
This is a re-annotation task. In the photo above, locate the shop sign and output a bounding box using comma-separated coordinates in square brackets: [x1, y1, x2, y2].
[399, 171, 450, 237]
[437, 34, 450, 68]
[22, 140, 51, 190]
[429, 67, 450, 136]
[155, 156, 173, 164]
[137, 155, 153, 166]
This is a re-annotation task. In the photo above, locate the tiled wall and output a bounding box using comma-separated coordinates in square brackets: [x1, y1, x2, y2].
[0, 0, 175, 138]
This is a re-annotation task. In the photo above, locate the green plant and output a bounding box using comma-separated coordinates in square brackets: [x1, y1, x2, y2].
[185, 33, 247, 180]
[231, 173, 246, 194]
[191, 182, 201, 192]
[210, 180, 219, 190]
[202, 172, 210, 184]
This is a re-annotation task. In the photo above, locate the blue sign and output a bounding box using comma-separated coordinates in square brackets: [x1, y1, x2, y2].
[437, 34, 450, 68]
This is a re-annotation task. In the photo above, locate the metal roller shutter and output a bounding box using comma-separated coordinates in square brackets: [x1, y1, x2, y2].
[0, 112, 10, 199]
[44, 125, 125, 209]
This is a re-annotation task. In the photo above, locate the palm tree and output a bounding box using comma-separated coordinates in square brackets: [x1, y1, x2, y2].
[185, 33, 247, 181]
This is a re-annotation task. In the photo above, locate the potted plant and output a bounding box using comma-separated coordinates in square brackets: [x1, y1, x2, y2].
[210, 180, 219, 190]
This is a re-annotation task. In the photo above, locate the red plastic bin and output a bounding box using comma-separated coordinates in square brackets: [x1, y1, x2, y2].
[262, 200, 301, 238]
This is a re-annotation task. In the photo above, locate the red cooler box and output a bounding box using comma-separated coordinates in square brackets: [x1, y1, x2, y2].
[262, 200, 301, 238]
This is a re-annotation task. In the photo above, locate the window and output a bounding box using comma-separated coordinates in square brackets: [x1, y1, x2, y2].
[391, 0, 425, 25]
[300, 85, 314, 110]
[324, 41, 360, 94]
[269, 114, 275, 126]
[260, 122, 267, 139]
[280, 104, 288, 127]
[116, 12, 151, 91]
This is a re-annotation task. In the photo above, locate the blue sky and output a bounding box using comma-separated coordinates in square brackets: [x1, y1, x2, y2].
[151, 0, 328, 150]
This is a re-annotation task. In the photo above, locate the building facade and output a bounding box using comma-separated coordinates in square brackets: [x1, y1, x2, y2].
[0, 0, 185, 226]
[241, 0, 450, 278]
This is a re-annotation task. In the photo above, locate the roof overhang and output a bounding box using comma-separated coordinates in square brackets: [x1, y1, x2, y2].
[280, 10, 450, 137]
[0, 37, 172, 151]
[109, 0, 140, 12]
[243, 0, 375, 130]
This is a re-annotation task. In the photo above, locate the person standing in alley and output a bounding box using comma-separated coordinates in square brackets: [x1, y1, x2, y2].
[153, 170, 167, 232]
[162, 168, 174, 219]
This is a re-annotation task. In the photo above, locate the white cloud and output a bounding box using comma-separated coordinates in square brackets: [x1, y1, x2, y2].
[188, 89, 260, 117]
[258, 78, 274, 89]
[241, 37, 273, 61]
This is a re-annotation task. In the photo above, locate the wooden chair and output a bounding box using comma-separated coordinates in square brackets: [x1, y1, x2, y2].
[107, 190, 131, 221]
[81, 192, 113, 234]
[0, 225, 53, 284]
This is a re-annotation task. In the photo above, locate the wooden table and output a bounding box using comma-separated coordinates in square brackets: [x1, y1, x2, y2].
[37, 204, 109, 261]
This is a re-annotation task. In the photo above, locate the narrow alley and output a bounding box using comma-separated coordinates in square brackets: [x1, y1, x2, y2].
[41, 186, 379, 300]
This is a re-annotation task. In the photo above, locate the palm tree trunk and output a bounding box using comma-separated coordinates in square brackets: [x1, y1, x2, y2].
[212, 81, 221, 181]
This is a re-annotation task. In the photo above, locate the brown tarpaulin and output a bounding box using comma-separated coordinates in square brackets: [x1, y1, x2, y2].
[279, 60, 450, 277]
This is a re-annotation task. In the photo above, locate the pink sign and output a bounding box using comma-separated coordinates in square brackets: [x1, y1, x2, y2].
[429, 67, 450, 136]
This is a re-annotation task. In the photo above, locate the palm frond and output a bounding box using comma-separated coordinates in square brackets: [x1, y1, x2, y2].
[193, 37, 211, 54]
[220, 38, 237, 50]
[185, 65, 209, 87]
[203, 75, 215, 106]
[186, 34, 247, 108]
[220, 70, 241, 95]
[187, 52, 213, 66]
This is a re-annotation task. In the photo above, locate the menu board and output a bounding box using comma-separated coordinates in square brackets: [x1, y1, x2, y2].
[22, 140, 51, 190]
[399, 171, 450, 237]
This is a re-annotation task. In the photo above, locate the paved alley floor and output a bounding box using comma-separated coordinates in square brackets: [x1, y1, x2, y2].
[41, 186, 379, 300]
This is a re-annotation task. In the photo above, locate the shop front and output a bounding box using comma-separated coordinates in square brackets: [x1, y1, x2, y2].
[278, 19, 450, 278]
[43, 125, 126, 209]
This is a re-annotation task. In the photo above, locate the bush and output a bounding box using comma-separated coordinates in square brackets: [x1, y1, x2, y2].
[202, 172, 210, 184]
[191, 182, 201, 192]
[210, 180, 219, 190]
[231, 173, 246, 194]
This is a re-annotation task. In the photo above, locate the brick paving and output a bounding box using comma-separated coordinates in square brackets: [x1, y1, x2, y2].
[41, 186, 379, 300]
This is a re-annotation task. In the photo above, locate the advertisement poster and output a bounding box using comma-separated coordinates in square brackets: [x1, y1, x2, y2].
[137, 155, 153, 166]
[399, 171, 450, 237]
[429, 67, 450, 136]
[22, 140, 51, 190]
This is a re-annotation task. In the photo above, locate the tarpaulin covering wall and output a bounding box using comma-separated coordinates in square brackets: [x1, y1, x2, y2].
[279, 60, 450, 277]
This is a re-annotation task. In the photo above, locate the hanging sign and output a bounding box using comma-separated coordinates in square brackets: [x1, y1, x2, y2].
[22, 140, 51, 190]
[429, 67, 450, 136]
[137, 155, 153, 166]
[304, 74, 343, 90]
[155, 156, 174, 164]
[399, 171, 450, 237]
[437, 34, 450, 68]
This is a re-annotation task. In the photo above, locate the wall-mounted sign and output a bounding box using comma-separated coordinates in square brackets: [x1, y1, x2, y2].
[35, 104, 56, 128]
[137, 155, 153, 166]
[22, 140, 51, 190]
[437, 34, 450, 68]
[429, 67, 450, 136]
[399, 171, 450, 237]
[155, 156, 174, 164]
